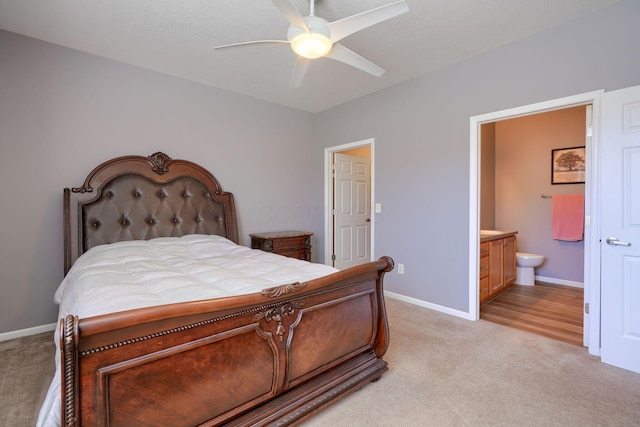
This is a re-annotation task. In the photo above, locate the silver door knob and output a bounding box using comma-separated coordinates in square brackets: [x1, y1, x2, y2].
[606, 237, 632, 247]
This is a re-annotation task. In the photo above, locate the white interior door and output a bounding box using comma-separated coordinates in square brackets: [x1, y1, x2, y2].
[600, 84, 640, 374]
[333, 153, 371, 270]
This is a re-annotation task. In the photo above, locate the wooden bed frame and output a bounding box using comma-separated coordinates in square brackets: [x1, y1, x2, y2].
[60, 152, 394, 426]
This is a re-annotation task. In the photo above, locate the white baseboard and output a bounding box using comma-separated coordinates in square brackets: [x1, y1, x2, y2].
[0, 323, 56, 342]
[535, 275, 584, 288]
[385, 291, 475, 321]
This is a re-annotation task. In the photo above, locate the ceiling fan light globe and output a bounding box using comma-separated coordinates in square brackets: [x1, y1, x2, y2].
[290, 33, 332, 59]
[287, 16, 332, 59]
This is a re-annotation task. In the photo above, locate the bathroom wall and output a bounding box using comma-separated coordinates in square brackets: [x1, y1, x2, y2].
[480, 123, 496, 230]
[492, 106, 586, 285]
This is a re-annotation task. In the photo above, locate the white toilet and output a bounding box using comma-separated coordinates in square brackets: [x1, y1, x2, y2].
[515, 252, 545, 286]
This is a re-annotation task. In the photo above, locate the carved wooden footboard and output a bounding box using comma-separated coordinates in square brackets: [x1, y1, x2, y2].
[60, 257, 393, 426]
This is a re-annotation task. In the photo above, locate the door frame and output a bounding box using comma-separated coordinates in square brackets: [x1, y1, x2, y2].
[324, 138, 375, 267]
[469, 90, 603, 356]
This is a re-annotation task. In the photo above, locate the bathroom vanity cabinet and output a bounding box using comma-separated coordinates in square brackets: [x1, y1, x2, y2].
[479, 243, 491, 303]
[480, 231, 517, 304]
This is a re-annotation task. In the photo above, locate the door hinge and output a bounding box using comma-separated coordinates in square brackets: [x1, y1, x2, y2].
[584, 302, 589, 314]
[331, 254, 336, 261]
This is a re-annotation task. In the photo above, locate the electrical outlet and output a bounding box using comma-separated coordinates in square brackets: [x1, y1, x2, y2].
[398, 264, 404, 274]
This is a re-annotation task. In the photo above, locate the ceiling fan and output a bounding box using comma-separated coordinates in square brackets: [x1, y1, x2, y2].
[214, 0, 409, 88]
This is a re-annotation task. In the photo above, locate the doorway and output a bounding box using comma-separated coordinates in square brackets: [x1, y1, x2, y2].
[324, 139, 374, 269]
[469, 91, 602, 356]
[478, 107, 588, 346]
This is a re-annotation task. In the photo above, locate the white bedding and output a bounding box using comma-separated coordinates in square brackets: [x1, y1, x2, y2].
[37, 234, 338, 427]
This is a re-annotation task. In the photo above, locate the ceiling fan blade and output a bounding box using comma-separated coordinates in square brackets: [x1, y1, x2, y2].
[290, 57, 311, 88]
[271, 0, 311, 32]
[326, 43, 385, 77]
[214, 40, 290, 50]
[328, 0, 409, 43]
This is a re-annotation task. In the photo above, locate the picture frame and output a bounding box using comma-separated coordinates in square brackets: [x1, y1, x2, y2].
[551, 146, 586, 185]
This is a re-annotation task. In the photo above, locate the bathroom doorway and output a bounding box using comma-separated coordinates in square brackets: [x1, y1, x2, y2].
[469, 91, 600, 353]
[478, 107, 587, 345]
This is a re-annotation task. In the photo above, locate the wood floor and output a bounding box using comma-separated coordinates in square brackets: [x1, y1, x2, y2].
[480, 282, 584, 346]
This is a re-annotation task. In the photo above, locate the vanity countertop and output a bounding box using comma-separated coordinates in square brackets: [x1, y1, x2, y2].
[480, 230, 518, 242]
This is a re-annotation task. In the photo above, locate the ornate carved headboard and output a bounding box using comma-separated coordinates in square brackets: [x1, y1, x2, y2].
[64, 152, 238, 274]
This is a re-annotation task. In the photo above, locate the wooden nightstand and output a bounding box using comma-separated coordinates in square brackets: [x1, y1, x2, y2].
[250, 231, 313, 261]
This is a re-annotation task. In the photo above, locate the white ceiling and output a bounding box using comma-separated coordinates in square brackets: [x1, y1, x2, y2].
[0, 0, 621, 113]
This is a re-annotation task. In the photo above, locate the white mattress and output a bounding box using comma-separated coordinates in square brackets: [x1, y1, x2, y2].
[37, 234, 338, 427]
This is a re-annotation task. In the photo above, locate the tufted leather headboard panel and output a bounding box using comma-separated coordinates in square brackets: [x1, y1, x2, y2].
[64, 152, 238, 274]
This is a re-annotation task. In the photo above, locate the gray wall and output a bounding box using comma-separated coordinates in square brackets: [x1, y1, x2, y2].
[2, 1, 640, 333]
[0, 30, 320, 333]
[313, 0, 640, 312]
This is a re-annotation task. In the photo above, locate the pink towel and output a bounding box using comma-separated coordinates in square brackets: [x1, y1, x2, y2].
[552, 194, 584, 241]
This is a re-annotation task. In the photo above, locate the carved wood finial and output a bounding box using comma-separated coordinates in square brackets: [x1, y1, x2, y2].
[148, 152, 172, 175]
[71, 183, 93, 193]
[261, 282, 307, 298]
[381, 256, 395, 272]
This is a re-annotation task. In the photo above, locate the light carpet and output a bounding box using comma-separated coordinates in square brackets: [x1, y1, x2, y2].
[2, 298, 639, 426]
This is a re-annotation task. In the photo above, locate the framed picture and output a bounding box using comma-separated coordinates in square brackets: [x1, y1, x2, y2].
[551, 146, 586, 184]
